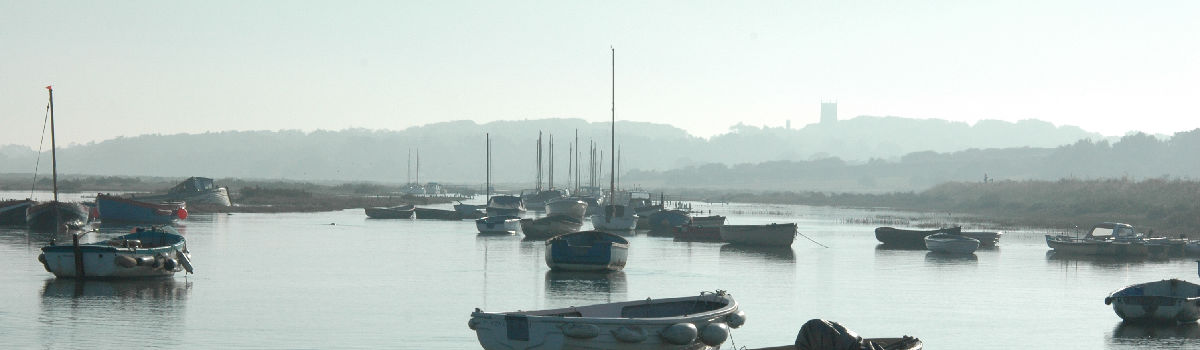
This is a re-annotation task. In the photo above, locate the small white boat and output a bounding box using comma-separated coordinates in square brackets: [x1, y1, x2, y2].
[923, 233, 981, 254]
[476, 215, 521, 235]
[545, 230, 629, 272]
[1105, 279, 1200, 324]
[591, 204, 638, 231]
[39, 226, 193, 278]
[720, 223, 796, 247]
[469, 290, 746, 350]
[546, 197, 587, 220]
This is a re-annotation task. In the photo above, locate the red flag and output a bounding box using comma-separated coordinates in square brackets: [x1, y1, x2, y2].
[45, 85, 52, 90]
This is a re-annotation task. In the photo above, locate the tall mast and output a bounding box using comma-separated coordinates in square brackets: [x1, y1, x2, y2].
[486, 133, 490, 201]
[416, 148, 420, 185]
[548, 134, 554, 189]
[609, 47, 615, 199]
[47, 86, 58, 203]
[574, 129, 580, 194]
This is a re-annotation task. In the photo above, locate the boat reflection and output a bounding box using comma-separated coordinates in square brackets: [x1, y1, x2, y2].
[924, 251, 978, 264]
[1111, 321, 1200, 339]
[1045, 250, 1163, 268]
[719, 244, 796, 262]
[42, 277, 192, 300]
[544, 270, 627, 304]
[594, 228, 637, 237]
[874, 243, 927, 252]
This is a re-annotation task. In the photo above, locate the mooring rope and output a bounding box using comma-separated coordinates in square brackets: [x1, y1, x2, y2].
[798, 231, 829, 248]
[29, 103, 50, 198]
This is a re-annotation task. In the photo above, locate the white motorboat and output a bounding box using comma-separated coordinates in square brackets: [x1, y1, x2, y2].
[469, 290, 746, 350]
[923, 233, 981, 254]
[476, 215, 521, 235]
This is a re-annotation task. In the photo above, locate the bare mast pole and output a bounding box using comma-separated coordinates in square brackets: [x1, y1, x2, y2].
[609, 47, 615, 200]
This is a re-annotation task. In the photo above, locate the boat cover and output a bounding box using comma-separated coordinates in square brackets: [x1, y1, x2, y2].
[795, 319, 921, 350]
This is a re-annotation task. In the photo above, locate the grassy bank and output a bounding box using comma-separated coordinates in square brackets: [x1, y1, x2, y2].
[671, 178, 1200, 238]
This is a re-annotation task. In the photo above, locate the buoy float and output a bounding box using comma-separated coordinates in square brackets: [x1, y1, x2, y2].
[612, 326, 647, 343]
[176, 208, 188, 220]
[114, 255, 137, 268]
[727, 310, 747, 328]
[560, 323, 600, 339]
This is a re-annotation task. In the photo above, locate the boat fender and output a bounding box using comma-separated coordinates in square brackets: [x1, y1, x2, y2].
[467, 317, 483, 330]
[612, 326, 647, 343]
[699, 322, 730, 346]
[560, 323, 600, 339]
[114, 255, 137, 268]
[176, 250, 194, 274]
[38, 253, 51, 272]
[1104, 297, 1114, 305]
[135, 256, 155, 266]
[659, 323, 698, 345]
[163, 258, 178, 271]
[726, 310, 747, 328]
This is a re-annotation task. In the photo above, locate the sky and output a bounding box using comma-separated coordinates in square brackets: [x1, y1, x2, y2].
[1, 1, 1197, 148]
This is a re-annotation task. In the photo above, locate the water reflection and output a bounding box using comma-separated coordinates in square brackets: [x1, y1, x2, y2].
[41, 277, 191, 300]
[924, 251, 978, 264]
[544, 270, 627, 304]
[874, 244, 927, 252]
[1045, 250, 1165, 268]
[1111, 321, 1200, 339]
[719, 244, 796, 262]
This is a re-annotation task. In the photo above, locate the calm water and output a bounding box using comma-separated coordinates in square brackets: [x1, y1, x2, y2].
[2, 192, 1199, 349]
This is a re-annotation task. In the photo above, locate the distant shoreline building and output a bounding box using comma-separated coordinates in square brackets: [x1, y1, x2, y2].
[820, 101, 837, 125]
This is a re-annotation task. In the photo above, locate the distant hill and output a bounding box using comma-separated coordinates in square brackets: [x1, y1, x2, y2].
[0, 117, 1107, 187]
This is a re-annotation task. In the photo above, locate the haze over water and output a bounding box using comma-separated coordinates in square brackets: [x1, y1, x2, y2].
[1, 192, 1198, 349]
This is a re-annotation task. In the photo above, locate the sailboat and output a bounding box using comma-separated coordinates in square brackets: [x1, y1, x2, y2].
[25, 86, 90, 232]
[590, 48, 637, 231]
[476, 133, 521, 235]
[34, 86, 193, 278]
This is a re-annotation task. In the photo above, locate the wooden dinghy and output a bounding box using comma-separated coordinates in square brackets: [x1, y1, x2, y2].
[39, 226, 193, 278]
[545, 230, 628, 272]
[469, 290, 745, 350]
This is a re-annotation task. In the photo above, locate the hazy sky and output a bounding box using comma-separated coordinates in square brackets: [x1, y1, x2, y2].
[2, 1, 1197, 148]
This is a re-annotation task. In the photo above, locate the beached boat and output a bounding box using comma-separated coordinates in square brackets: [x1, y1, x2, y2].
[546, 197, 587, 220]
[95, 193, 187, 224]
[0, 199, 34, 225]
[1105, 279, 1200, 324]
[486, 195, 524, 217]
[414, 207, 463, 220]
[365, 205, 414, 219]
[720, 223, 797, 247]
[646, 210, 692, 232]
[38, 226, 193, 278]
[960, 230, 1002, 248]
[477, 215, 521, 235]
[923, 233, 980, 254]
[521, 215, 583, 240]
[875, 226, 960, 248]
[545, 230, 629, 272]
[135, 177, 231, 207]
[469, 290, 745, 350]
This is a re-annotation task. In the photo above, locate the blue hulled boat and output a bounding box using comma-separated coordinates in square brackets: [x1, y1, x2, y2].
[39, 226, 193, 278]
[545, 230, 629, 272]
[96, 193, 187, 224]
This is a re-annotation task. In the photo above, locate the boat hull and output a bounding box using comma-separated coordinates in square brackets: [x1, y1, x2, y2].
[924, 234, 980, 254]
[546, 198, 587, 220]
[26, 201, 90, 232]
[674, 224, 722, 242]
[0, 199, 34, 225]
[590, 205, 637, 230]
[96, 195, 184, 224]
[960, 231, 1002, 248]
[546, 231, 629, 272]
[39, 227, 190, 278]
[646, 210, 692, 232]
[476, 216, 521, 235]
[414, 207, 463, 220]
[470, 292, 742, 350]
[520, 215, 583, 240]
[1105, 279, 1200, 324]
[1046, 235, 1150, 257]
[720, 223, 796, 247]
[365, 207, 414, 219]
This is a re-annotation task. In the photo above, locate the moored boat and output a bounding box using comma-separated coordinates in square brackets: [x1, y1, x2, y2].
[750, 318, 923, 350]
[485, 195, 524, 217]
[720, 223, 797, 247]
[875, 226, 960, 248]
[26, 200, 90, 232]
[960, 230, 1002, 248]
[414, 207, 463, 220]
[95, 193, 187, 224]
[591, 203, 638, 231]
[646, 210, 692, 232]
[135, 177, 231, 207]
[1105, 279, 1200, 324]
[520, 215, 583, 240]
[476, 215, 521, 235]
[673, 224, 722, 242]
[546, 197, 587, 220]
[923, 233, 980, 254]
[0, 199, 35, 225]
[39, 226, 193, 278]
[469, 290, 745, 350]
[1046, 222, 1154, 257]
[690, 215, 726, 227]
[545, 230, 629, 272]
[364, 205, 415, 219]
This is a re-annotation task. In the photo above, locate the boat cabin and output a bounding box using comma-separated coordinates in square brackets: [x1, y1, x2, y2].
[1088, 222, 1140, 240]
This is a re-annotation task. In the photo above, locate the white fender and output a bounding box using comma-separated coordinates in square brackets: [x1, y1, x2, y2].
[727, 310, 747, 328]
[176, 249, 194, 273]
[114, 255, 137, 268]
[700, 323, 730, 346]
[612, 326, 647, 343]
[560, 323, 600, 339]
[660, 323, 698, 345]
